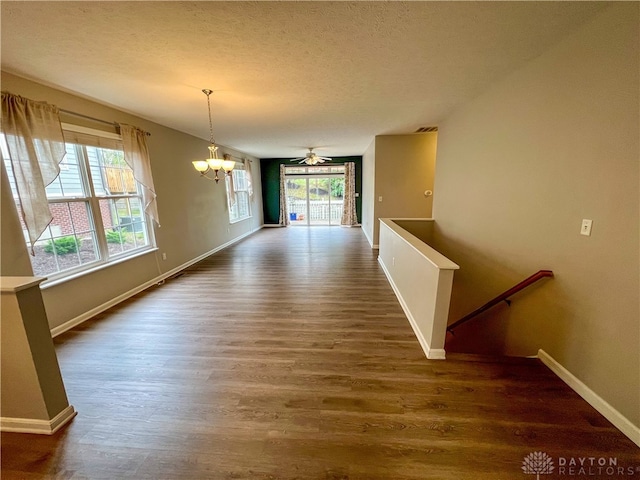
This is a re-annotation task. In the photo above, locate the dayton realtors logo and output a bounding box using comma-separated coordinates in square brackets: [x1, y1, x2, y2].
[522, 452, 554, 479]
[522, 452, 640, 478]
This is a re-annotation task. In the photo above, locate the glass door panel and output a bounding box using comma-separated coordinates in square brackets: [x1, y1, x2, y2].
[309, 177, 330, 225]
[286, 178, 308, 225]
[330, 177, 344, 225]
[286, 175, 344, 226]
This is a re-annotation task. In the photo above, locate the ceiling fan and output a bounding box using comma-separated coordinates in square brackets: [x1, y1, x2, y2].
[290, 148, 332, 165]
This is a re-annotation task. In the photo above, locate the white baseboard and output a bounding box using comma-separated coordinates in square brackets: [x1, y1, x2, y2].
[538, 349, 640, 448]
[262, 224, 284, 228]
[378, 256, 445, 360]
[1, 404, 76, 435]
[51, 227, 262, 338]
[362, 227, 374, 249]
[425, 348, 446, 360]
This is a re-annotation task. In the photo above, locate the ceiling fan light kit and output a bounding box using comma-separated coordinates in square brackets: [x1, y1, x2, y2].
[291, 147, 333, 165]
[191, 89, 234, 183]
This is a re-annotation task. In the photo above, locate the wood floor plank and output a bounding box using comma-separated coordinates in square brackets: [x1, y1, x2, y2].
[2, 227, 638, 479]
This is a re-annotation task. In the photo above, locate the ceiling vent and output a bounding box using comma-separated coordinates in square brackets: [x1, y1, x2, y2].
[414, 126, 438, 133]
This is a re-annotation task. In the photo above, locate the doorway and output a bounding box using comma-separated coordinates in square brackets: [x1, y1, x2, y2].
[285, 173, 344, 226]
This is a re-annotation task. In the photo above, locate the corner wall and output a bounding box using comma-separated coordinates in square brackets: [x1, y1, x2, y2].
[1, 72, 264, 331]
[433, 4, 639, 428]
[370, 133, 437, 247]
[361, 139, 376, 247]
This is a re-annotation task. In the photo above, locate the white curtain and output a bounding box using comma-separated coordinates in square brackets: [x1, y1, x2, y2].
[119, 124, 160, 226]
[341, 161, 358, 226]
[1, 92, 66, 251]
[278, 164, 290, 226]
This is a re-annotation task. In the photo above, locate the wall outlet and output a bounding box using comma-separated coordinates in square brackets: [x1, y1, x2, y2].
[378, 196, 383, 202]
[580, 219, 593, 236]
[162, 252, 167, 260]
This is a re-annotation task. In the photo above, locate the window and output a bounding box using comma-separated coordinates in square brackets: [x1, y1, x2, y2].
[284, 165, 345, 175]
[226, 165, 252, 223]
[2, 124, 154, 281]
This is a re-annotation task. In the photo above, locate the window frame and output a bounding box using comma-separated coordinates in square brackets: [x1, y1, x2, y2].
[225, 164, 252, 224]
[284, 165, 345, 175]
[2, 123, 156, 284]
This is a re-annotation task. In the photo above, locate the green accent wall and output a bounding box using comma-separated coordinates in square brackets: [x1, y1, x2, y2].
[260, 157, 363, 225]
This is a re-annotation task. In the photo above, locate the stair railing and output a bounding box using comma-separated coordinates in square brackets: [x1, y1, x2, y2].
[447, 270, 554, 335]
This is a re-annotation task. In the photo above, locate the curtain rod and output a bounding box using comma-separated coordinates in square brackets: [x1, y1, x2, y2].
[226, 154, 252, 162]
[59, 108, 151, 136]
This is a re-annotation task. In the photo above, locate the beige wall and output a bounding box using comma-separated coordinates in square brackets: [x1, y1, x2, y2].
[3, 281, 71, 419]
[2, 285, 51, 421]
[1, 73, 263, 331]
[364, 133, 437, 247]
[433, 4, 639, 426]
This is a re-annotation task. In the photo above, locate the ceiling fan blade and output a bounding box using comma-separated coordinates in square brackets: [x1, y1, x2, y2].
[289, 148, 332, 165]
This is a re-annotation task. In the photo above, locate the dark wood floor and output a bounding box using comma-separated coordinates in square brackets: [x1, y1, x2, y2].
[2, 227, 638, 479]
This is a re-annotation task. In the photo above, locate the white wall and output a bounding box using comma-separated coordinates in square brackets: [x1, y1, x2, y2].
[361, 139, 376, 247]
[378, 219, 458, 360]
[1, 73, 264, 331]
[433, 4, 639, 428]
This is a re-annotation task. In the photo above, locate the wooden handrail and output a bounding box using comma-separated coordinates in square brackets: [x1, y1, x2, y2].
[447, 270, 553, 334]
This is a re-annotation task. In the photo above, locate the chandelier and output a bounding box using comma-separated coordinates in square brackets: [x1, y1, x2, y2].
[191, 89, 234, 183]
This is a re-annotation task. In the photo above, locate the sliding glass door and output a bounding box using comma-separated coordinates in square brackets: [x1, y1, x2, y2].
[286, 174, 344, 226]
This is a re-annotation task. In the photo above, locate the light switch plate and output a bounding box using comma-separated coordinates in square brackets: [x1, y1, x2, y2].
[580, 219, 593, 236]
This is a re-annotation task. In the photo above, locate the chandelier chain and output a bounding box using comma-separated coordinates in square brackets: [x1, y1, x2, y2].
[204, 89, 215, 145]
[192, 88, 235, 182]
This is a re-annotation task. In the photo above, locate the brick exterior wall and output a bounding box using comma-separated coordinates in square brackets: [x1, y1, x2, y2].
[48, 202, 114, 236]
[14, 199, 118, 241]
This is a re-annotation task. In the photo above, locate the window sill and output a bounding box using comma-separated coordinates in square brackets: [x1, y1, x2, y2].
[229, 216, 252, 225]
[40, 247, 158, 290]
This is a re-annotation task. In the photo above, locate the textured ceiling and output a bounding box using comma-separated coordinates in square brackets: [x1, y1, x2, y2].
[1, 1, 608, 159]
